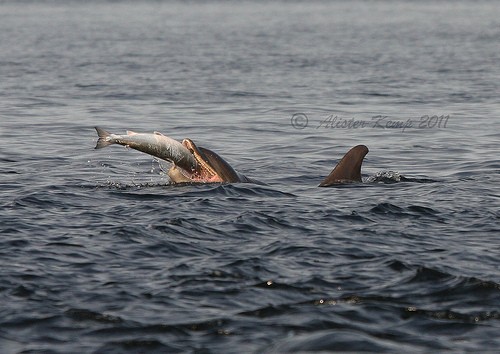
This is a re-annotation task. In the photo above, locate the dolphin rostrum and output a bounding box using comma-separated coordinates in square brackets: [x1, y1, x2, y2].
[94, 127, 368, 185]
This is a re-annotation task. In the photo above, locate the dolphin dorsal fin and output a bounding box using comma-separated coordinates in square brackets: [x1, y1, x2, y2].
[319, 145, 369, 186]
[154, 131, 165, 136]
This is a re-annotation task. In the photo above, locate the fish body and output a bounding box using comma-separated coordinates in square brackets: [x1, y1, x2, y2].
[94, 127, 199, 174]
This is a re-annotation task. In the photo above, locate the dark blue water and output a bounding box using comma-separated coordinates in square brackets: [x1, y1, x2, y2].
[1, 1, 499, 353]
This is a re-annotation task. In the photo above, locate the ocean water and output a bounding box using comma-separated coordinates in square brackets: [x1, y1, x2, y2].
[1, 1, 499, 353]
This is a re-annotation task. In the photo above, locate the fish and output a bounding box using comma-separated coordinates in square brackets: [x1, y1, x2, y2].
[94, 127, 199, 176]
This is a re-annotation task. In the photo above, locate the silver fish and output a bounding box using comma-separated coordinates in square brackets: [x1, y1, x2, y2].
[94, 127, 199, 173]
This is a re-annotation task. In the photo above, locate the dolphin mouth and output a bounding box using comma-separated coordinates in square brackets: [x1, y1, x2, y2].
[167, 139, 224, 183]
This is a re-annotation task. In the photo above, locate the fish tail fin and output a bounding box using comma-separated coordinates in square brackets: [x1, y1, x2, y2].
[94, 127, 113, 149]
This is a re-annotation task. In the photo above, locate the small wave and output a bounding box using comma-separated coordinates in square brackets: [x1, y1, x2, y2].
[65, 308, 123, 324]
[240, 303, 294, 318]
[365, 171, 438, 184]
[97, 339, 176, 354]
[268, 328, 412, 353]
[95, 179, 294, 199]
[402, 307, 500, 324]
[0, 157, 17, 163]
[377, 261, 500, 323]
[365, 170, 402, 183]
[369, 203, 444, 222]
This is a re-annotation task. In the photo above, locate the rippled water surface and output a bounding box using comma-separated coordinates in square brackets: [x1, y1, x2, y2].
[1, 1, 499, 353]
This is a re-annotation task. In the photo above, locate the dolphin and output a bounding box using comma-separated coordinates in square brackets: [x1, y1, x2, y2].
[94, 127, 368, 185]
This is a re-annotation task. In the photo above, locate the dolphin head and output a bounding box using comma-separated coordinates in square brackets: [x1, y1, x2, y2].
[167, 138, 241, 183]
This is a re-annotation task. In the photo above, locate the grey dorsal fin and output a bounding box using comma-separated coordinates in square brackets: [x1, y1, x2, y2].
[319, 145, 369, 186]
